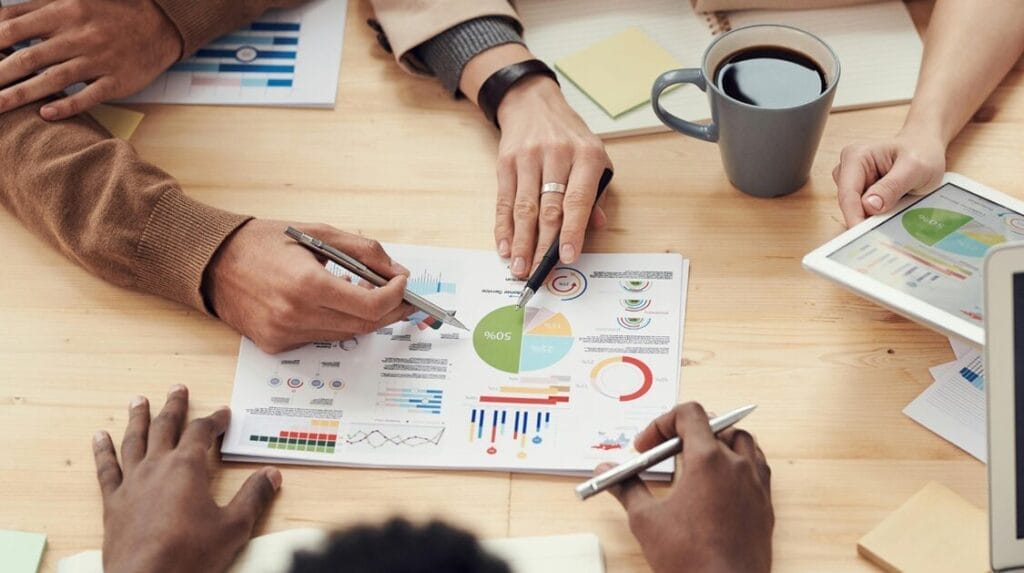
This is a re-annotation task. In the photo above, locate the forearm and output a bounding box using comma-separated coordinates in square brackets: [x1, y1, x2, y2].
[902, 0, 1024, 145]
[0, 96, 249, 312]
[153, 0, 308, 58]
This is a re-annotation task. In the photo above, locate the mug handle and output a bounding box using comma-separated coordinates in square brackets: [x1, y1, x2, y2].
[651, 69, 719, 143]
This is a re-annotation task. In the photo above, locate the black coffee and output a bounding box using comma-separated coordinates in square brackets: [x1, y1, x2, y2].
[714, 46, 826, 108]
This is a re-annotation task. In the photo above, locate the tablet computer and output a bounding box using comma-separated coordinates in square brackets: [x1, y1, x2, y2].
[803, 173, 1024, 345]
[985, 243, 1024, 571]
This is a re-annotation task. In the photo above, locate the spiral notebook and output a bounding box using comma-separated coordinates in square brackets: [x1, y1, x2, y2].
[516, 0, 923, 138]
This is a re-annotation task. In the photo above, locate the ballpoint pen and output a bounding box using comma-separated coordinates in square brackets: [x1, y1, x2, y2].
[515, 168, 615, 309]
[285, 227, 468, 331]
[574, 404, 757, 500]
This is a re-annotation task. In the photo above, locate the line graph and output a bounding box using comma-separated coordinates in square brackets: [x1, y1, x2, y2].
[344, 424, 445, 449]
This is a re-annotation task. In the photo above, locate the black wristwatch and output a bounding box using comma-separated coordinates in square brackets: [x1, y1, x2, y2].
[477, 59, 559, 129]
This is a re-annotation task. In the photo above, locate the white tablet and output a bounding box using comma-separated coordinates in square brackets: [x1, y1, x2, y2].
[803, 173, 1024, 345]
[985, 244, 1024, 571]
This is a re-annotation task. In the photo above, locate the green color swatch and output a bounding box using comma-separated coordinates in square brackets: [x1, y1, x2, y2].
[902, 208, 972, 245]
[473, 305, 525, 374]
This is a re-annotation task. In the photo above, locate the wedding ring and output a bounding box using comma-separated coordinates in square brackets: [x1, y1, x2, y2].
[541, 182, 567, 194]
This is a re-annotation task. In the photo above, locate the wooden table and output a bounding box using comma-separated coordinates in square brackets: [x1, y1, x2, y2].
[2, 2, 1021, 571]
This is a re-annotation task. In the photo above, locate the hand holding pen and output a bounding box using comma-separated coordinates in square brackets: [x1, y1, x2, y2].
[205, 220, 416, 354]
[594, 403, 774, 573]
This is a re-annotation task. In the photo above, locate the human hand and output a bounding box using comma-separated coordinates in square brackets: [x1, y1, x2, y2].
[93, 385, 282, 573]
[204, 219, 414, 354]
[0, 0, 181, 119]
[600, 403, 773, 573]
[495, 75, 612, 278]
[833, 131, 946, 227]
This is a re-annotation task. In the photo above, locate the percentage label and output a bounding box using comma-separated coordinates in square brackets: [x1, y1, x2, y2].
[483, 331, 513, 342]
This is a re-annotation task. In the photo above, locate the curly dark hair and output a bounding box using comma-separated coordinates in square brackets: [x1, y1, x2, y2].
[289, 517, 512, 573]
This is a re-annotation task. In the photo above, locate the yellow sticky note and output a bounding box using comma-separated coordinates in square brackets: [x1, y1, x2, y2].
[555, 27, 682, 118]
[87, 104, 145, 140]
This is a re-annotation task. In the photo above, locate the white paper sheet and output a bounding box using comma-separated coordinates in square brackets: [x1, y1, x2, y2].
[118, 0, 347, 107]
[223, 245, 688, 478]
[904, 349, 986, 461]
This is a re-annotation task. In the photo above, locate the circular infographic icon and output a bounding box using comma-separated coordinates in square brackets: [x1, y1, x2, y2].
[590, 356, 653, 402]
[268, 377, 282, 388]
[235, 46, 259, 63]
[620, 299, 651, 312]
[311, 379, 324, 389]
[473, 305, 573, 374]
[621, 279, 651, 292]
[544, 267, 587, 301]
[330, 379, 346, 390]
[286, 377, 303, 389]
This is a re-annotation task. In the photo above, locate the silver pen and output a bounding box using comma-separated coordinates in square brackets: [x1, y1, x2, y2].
[285, 227, 468, 331]
[575, 404, 757, 500]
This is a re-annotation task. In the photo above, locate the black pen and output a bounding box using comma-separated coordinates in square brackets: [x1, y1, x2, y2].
[285, 227, 468, 331]
[515, 168, 614, 308]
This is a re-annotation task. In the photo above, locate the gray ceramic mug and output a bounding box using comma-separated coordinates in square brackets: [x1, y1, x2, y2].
[651, 25, 840, 198]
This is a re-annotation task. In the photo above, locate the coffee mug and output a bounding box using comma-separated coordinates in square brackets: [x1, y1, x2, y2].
[651, 25, 840, 198]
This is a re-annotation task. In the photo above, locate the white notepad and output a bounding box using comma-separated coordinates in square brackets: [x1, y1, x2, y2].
[516, 0, 923, 138]
[58, 530, 605, 573]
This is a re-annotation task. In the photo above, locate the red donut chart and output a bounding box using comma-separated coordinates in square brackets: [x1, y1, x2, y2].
[590, 356, 654, 402]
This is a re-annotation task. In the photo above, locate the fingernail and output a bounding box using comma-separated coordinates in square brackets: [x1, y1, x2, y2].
[865, 195, 883, 210]
[168, 384, 186, 395]
[93, 431, 107, 445]
[498, 239, 510, 257]
[560, 243, 576, 263]
[511, 257, 526, 275]
[40, 106, 57, 120]
[130, 395, 146, 409]
[264, 467, 283, 490]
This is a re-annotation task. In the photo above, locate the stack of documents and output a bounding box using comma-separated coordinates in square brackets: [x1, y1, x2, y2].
[903, 338, 985, 461]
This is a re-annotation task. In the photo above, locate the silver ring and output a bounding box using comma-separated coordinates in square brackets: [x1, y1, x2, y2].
[541, 182, 567, 194]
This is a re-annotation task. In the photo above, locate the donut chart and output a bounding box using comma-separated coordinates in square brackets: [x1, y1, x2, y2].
[473, 305, 574, 374]
[590, 356, 653, 402]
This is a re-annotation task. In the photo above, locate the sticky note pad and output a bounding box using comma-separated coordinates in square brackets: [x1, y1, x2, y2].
[87, 104, 145, 140]
[857, 482, 987, 572]
[0, 530, 47, 573]
[555, 27, 682, 118]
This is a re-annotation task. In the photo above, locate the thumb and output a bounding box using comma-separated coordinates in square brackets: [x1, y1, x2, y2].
[861, 158, 922, 216]
[595, 463, 653, 513]
[227, 467, 282, 531]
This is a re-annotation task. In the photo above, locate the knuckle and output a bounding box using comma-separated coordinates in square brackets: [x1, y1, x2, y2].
[360, 237, 386, 259]
[0, 20, 17, 43]
[578, 139, 607, 161]
[522, 141, 543, 158]
[513, 200, 538, 221]
[7, 84, 27, 106]
[547, 139, 573, 158]
[676, 401, 707, 419]
[540, 202, 563, 225]
[693, 444, 725, 465]
[562, 191, 591, 211]
[494, 196, 515, 215]
[496, 152, 515, 172]
[190, 417, 214, 436]
[47, 67, 74, 88]
[95, 460, 119, 481]
[16, 49, 38, 73]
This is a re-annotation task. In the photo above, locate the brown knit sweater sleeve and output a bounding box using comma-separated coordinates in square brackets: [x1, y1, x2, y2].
[154, 0, 309, 58]
[0, 94, 251, 313]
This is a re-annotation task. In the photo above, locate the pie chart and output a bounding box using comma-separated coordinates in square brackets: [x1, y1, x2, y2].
[590, 356, 653, 402]
[473, 305, 574, 374]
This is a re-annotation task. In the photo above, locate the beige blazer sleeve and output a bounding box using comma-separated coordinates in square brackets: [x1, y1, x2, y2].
[154, 0, 308, 58]
[367, 0, 521, 74]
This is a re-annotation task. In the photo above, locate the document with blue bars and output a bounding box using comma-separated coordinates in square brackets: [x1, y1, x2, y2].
[119, 0, 347, 107]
